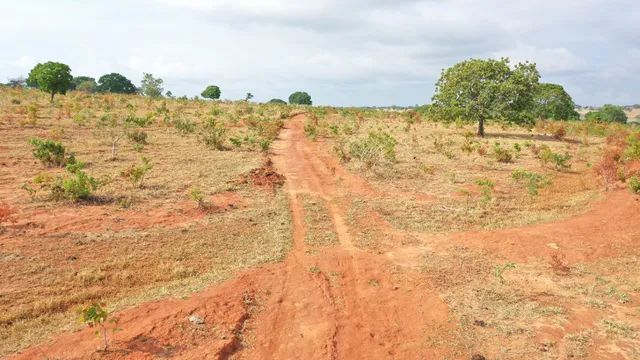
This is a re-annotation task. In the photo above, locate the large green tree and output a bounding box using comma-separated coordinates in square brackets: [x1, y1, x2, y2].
[140, 73, 164, 98]
[27, 62, 73, 102]
[585, 104, 627, 123]
[96, 73, 137, 94]
[430, 58, 540, 136]
[201, 85, 221, 100]
[289, 91, 312, 105]
[533, 83, 579, 120]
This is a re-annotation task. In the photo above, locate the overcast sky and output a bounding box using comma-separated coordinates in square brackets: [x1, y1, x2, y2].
[1, 0, 638, 106]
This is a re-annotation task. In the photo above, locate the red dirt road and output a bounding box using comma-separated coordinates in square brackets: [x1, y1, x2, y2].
[10, 115, 640, 359]
[11, 115, 454, 360]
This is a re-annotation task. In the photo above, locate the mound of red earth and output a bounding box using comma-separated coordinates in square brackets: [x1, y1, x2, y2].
[238, 159, 286, 188]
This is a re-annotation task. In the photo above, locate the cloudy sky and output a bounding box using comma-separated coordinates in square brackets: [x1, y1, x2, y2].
[1, 0, 638, 106]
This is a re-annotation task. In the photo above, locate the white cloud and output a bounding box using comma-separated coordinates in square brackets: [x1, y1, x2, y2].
[0, 0, 638, 105]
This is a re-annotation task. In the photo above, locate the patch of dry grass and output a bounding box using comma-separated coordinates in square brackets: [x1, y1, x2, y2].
[0, 88, 292, 356]
[418, 247, 640, 359]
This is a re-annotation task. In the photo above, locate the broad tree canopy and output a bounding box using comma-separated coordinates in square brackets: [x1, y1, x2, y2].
[533, 83, 579, 120]
[97, 73, 137, 94]
[430, 58, 540, 136]
[27, 61, 73, 102]
[201, 85, 221, 100]
[585, 104, 627, 123]
[289, 91, 312, 105]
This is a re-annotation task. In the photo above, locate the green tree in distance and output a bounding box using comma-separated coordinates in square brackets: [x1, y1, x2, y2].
[27, 62, 73, 102]
[289, 91, 312, 105]
[201, 85, 221, 100]
[97, 73, 137, 94]
[585, 104, 627, 123]
[430, 58, 540, 136]
[533, 83, 579, 120]
[140, 73, 164, 98]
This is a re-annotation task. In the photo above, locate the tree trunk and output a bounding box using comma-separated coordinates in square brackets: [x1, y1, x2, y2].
[478, 118, 485, 137]
[50, 92, 55, 103]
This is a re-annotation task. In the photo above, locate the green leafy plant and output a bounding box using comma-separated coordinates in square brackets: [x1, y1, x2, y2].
[349, 131, 397, 168]
[538, 147, 572, 170]
[78, 303, 120, 351]
[188, 187, 210, 210]
[29, 138, 75, 167]
[511, 169, 551, 196]
[623, 133, 640, 160]
[475, 179, 495, 204]
[201, 117, 227, 150]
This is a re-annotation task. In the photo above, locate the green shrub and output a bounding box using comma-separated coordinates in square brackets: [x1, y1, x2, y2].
[50, 170, 98, 201]
[29, 138, 75, 167]
[78, 303, 119, 351]
[492, 142, 513, 163]
[349, 131, 397, 168]
[125, 113, 153, 127]
[624, 133, 640, 160]
[475, 179, 494, 204]
[201, 117, 227, 150]
[538, 147, 571, 170]
[511, 169, 551, 196]
[629, 176, 640, 194]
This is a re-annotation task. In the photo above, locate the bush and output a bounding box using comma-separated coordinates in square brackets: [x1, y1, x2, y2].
[511, 169, 551, 196]
[629, 176, 640, 194]
[623, 132, 640, 160]
[201, 117, 227, 150]
[29, 138, 74, 167]
[492, 142, 513, 163]
[585, 104, 627, 123]
[538, 147, 571, 170]
[50, 170, 98, 202]
[349, 131, 397, 168]
[475, 179, 495, 204]
[125, 113, 153, 127]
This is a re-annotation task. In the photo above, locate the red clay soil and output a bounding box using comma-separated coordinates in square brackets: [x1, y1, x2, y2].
[10, 114, 640, 359]
[444, 190, 640, 263]
[11, 114, 456, 360]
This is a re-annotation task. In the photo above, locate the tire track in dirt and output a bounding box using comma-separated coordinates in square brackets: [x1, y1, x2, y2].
[243, 115, 453, 359]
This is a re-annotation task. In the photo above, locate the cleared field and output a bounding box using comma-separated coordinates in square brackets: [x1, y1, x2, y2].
[0, 88, 292, 355]
[2, 88, 640, 359]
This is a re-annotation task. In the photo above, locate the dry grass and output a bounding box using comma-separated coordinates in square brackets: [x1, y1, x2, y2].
[0, 88, 292, 356]
[301, 194, 338, 247]
[313, 109, 605, 233]
[418, 247, 640, 359]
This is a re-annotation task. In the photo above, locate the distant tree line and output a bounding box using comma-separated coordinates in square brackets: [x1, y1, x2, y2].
[6, 60, 315, 106]
[3, 59, 633, 127]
